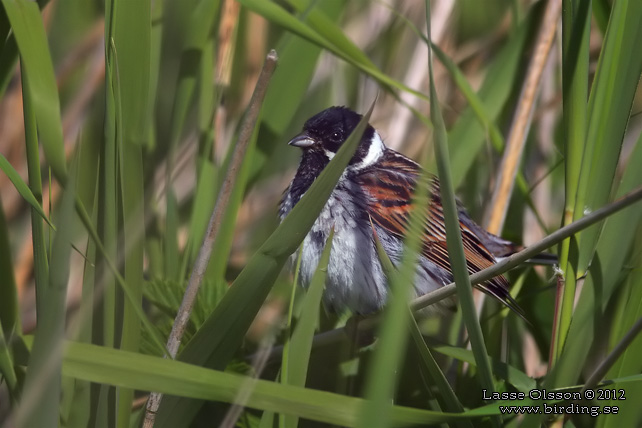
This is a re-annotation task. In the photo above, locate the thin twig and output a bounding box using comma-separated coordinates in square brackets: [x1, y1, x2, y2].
[143, 49, 278, 428]
[484, 0, 563, 234]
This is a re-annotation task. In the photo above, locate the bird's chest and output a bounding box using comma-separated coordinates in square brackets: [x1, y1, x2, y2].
[281, 179, 366, 258]
[301, 188, 362, 273]
[282, 180, 387, 313]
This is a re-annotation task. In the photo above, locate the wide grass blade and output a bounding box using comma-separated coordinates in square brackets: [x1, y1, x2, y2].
[155, 101, 376, 427]
[58, 340, 642, 425]
[59, 341, 490, 427]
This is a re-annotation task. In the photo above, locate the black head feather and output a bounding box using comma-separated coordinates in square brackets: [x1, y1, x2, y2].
[293, 106, 376, 165]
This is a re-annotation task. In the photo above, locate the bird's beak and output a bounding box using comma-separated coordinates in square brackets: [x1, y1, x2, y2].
[288, 133, 316, 148]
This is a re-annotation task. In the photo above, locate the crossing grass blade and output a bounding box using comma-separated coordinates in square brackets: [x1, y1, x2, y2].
[154, 101, 376, 427]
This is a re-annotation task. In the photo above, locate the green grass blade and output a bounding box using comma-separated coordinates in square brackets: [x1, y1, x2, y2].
[0, 194, 18, 337]
[182, 158, 217, 276]
[282, 230, 333, 428]
[164, 0, 221, 281]
[0, 194, 18, 396]
[100, 30, 119, 351]
[59, 341, 477, 427]
[73, 198, 167, 355]
[2, 0, 67, 183]
[155, 101, 375, 427]
[358, 166, 431, 427]
[529, 128, 642, 426]
[19, 66, 50, 357]
[16, 161, 77, 427]
[355, 69, 448, 428]
[575, 0, 642, 275]
[373, 224, 461, 421]
[553, 0, 591, 364]
[112, 0, 151, 425]
[547, 0, 642, 393]
[425, 3, 500, 427]
[202, 127, 256, 284]
[600, 248, 642, 427]
[93, 10, 120, 422]
[179, 36, 217, 278]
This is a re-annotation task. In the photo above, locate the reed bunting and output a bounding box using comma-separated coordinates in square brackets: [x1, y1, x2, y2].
[280, 106, 535, 316]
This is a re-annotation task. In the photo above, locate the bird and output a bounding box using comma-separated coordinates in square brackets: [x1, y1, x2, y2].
[279, 106, 540, 316]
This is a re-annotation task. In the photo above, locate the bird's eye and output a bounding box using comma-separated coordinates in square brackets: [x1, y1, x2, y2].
[330, 131, 341, 142]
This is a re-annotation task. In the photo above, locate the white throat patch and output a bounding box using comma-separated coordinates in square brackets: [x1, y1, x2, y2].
[323, 149, 336, 160]
[353, 132, 385, 170]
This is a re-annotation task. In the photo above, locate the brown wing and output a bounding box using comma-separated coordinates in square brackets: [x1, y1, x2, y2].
[356, 150, 523, 315]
